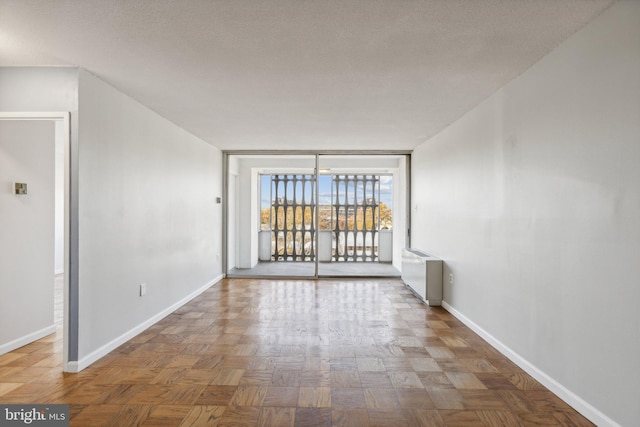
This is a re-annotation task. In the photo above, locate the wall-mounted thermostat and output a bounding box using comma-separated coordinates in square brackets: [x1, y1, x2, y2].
[14, 183, 27, 195]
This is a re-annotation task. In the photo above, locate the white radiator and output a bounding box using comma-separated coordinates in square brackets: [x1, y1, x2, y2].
[401, 249, 443, 306]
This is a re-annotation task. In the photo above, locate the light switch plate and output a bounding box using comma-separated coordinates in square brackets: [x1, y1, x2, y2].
[14, 183, 27, 195]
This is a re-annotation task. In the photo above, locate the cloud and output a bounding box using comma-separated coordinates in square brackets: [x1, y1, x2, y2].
[380, 176, 393, 184]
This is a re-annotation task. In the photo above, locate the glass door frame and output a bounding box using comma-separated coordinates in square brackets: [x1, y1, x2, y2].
[222, 150, 411, 279]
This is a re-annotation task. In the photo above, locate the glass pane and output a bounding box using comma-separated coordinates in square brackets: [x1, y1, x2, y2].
[226, 154, 316, 278]
[317, 154, 404, 278]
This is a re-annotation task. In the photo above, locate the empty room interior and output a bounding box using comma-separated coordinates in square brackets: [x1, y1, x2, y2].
[0, 1, 639, 426]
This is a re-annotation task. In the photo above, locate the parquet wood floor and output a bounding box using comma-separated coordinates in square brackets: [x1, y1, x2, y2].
[0, 278, 594, 426]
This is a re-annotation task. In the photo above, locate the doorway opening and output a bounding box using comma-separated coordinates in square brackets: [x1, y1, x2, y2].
[0, 112, 72, 372]
[224, 152, 409, 278]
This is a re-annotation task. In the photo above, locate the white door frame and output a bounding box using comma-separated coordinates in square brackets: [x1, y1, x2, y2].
[0, 112, 73, 371]
[222, 151, 411, 278]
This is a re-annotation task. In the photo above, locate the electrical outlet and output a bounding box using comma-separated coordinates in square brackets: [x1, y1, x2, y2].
[140, 283, 146, 296]
[448, 273, 454, 284]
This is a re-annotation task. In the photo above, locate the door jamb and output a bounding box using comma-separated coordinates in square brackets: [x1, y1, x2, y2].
[0, 112, 75, 372]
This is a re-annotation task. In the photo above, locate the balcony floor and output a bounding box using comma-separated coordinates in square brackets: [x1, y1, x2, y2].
[228, 261, 400, 278]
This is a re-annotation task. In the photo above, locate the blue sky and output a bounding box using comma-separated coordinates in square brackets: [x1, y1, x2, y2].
[261, 174, 393, 209]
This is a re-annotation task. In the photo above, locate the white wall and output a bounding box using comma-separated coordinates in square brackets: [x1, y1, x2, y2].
[392, 156, 407, 270]
[227, 156, 239, 270]
[0, 68, 79, 114]
[411, 2, 640, 426]
[76, 70, 223, 364]
[0, 120, 56, 353]
[0, 67, 79, 364]
[227, 173, 238, 270]
[54, 121, 65, 274]
[0, 67, 224, 369]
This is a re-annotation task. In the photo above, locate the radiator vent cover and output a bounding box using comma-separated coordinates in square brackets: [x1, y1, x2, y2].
[401, 249, 443, 306]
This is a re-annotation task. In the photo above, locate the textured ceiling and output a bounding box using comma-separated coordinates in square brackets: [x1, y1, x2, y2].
[0, 0, 613, 150]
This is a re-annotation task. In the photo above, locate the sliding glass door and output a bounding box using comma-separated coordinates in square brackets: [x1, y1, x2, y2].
[316, 154, 405, 277]
[224, 153, 407, 279]
[226, 154, 317, 278]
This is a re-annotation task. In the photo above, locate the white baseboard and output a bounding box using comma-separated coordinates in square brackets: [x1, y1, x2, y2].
[0, 324, 57, 355]
[65, 275, 224, 373]
[441, 301, 620, 427]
